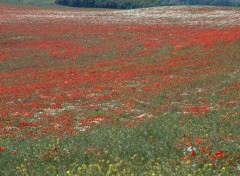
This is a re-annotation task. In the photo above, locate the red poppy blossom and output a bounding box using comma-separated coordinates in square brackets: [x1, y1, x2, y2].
[191, 150, 195, 156]
[52, 146, 58, 151]
[214, 150, 226, 158]
[181, 155, 189, 161]
[200, 105, 209, 113]
[0, 146, 5, 152]
[195, 137, 201, 145]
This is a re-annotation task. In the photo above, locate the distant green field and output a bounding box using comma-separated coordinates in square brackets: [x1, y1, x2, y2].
[0, 0, 56, 6]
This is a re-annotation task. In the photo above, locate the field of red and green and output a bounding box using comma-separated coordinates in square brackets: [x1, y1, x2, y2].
[0, 3, 240, 175]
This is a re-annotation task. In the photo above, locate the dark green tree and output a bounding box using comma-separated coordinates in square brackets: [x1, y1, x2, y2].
[55, 0, 240, 8]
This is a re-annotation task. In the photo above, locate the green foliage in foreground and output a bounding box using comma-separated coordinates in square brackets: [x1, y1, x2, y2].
[1, 109, 239, 175]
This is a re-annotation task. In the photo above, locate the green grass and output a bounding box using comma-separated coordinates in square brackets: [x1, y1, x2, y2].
[0, 109, 239, 175]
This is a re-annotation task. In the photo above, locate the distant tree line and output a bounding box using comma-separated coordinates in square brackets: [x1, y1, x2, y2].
[55, 0, 240, 9]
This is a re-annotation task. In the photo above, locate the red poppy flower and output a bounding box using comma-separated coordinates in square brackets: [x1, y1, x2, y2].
[194, 138, 201, 145]
[181, 155, 189, 161]
[214, 150, 226, 158]
[0, 146, 5, 152]
[191, 150, 195, 156]
[52, 146, 58, 152]
[199, 147, 205, 153]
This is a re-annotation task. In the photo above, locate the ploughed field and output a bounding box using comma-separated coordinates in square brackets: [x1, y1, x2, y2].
[0, 3, 240, 175]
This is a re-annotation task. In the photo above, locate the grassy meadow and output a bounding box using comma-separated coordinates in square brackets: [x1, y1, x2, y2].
[0, 3, 240, 175]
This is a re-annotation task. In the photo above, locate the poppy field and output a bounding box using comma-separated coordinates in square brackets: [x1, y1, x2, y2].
[0, 3, 240, 175]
